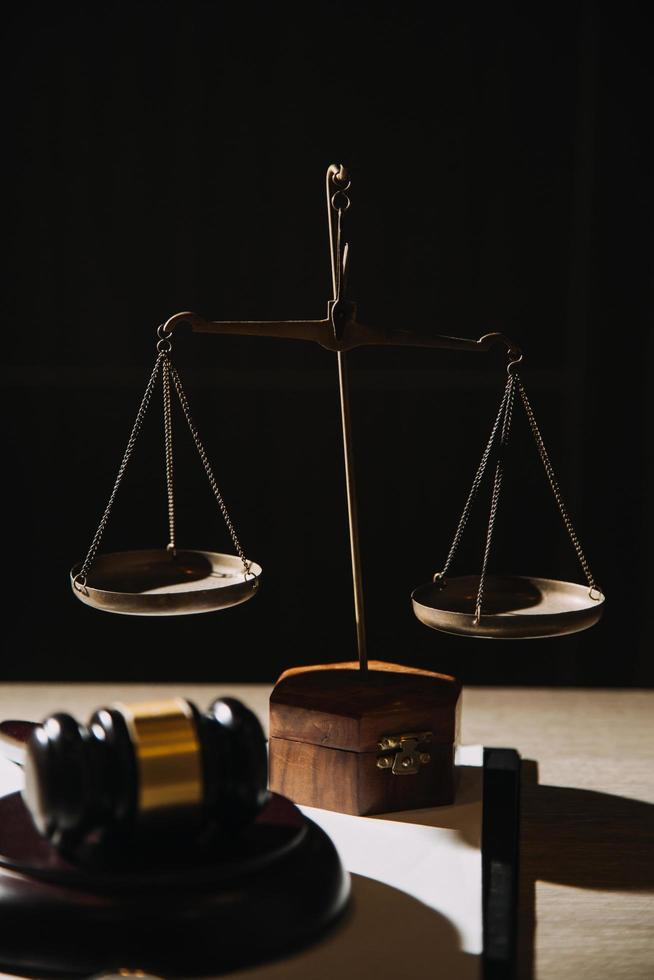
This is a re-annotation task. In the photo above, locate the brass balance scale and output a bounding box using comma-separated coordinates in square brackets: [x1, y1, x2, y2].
[4, 165, 605, 975]
[70, 163, 604, 644]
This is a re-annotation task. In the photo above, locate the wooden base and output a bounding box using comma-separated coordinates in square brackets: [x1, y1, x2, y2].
[269, 661, 461, 816]
[0, 791, 349, 977]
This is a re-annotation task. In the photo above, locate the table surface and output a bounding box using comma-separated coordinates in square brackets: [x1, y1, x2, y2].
[0, 684, 652, 980]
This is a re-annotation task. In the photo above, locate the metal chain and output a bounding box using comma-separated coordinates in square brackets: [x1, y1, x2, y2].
[327, 166, 351, 302]
[162, 357, 176, 554]
[167, 363, 251, 576]
[516, 376, 600, 598]
[435, 375, 513, 582]
[73, 352, 165, 591]
[335, 208, 343, 301]
[474, 372, 517, 622]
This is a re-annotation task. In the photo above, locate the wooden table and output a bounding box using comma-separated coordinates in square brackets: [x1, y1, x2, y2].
[0, 685, 652, 980]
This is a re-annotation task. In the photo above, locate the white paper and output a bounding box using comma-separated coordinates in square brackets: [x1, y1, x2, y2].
[300, 743, 483, 954]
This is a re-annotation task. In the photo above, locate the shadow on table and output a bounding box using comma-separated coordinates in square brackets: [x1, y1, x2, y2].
[377, 762, 483, 849]
[288, 764, 485, 979]
[518, 759, 654, 980]
[229, 873, 479, 980]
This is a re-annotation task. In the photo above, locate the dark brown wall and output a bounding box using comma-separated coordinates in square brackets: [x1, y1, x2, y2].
[1, 2, 652, 684]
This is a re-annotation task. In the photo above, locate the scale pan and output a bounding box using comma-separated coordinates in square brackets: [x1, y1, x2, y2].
[70, 549, 261, 617]
[411, 574, 604, 639]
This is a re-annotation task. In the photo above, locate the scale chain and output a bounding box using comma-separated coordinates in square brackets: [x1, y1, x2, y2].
[167, 362, 251, 576]
[474, 372, 517, 622]
[162, 358, 176, 554]
[436, 375, 513, 582]
[73, 352, 165, 591]
[516, 376, 599, 597]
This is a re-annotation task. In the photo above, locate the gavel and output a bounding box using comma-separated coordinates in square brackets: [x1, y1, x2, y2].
[1, 696, 268, 847]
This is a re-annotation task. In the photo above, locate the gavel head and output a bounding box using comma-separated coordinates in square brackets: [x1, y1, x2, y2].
[22, 696, 268, 846]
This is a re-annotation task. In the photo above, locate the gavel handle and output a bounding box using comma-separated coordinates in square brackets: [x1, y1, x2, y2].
[0, 719, 36, 767]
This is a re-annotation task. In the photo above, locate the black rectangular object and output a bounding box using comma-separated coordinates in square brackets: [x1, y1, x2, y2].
[482, 747, 521, 980]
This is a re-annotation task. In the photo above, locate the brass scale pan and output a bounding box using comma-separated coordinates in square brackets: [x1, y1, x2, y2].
[71, 550, 261, 617]
[69, 395, 602, 634]
[70, 558, 602, 636]
[412, 575, 605, 640]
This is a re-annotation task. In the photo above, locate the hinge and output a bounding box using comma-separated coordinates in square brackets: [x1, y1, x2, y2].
[376, 731, 432, 775]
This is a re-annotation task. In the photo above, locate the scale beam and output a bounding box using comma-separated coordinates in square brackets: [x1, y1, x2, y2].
[161, 307, 520, 358]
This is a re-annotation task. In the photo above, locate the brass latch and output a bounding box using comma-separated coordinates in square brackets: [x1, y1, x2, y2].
[376, 731, 432, 775]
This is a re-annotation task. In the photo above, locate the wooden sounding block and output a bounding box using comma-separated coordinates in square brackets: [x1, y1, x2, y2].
[269, 661, 461, 815]
[0, 791, 348, 976]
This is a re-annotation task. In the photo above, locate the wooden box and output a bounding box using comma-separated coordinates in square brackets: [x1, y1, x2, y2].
[269, 661, 461, 815]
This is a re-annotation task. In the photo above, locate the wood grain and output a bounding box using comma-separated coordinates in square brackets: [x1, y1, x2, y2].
[0, 790, 348, 977]
[462, 688, 654, 980]
[1, 684, 652, 979]
[270, 660, 461, 751]
[269, 736, 456, 815]
[269, 661, 460, 813]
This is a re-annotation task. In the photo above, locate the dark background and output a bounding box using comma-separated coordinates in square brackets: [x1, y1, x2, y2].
[1, 1, 652, 684]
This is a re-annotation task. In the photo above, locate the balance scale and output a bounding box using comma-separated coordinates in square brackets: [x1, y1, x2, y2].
[68, 163, 604, 815]
[0, 163, 602, 979]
